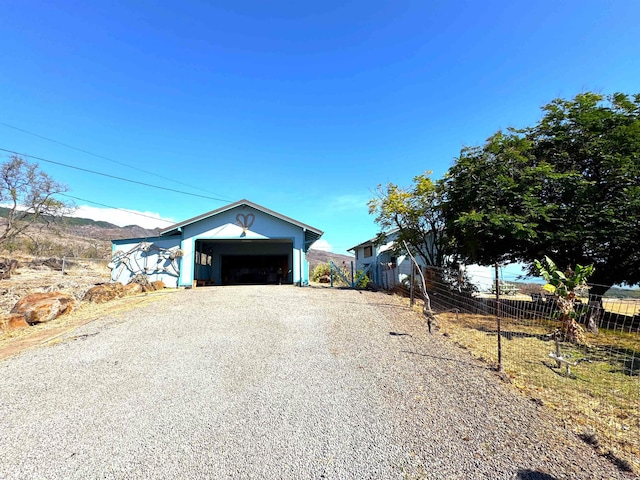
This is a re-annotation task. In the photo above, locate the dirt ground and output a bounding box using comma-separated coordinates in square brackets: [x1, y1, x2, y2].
[0, 259, 175, 360]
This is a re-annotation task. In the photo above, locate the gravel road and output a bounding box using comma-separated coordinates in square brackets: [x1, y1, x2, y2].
[0, 286, 632, 479]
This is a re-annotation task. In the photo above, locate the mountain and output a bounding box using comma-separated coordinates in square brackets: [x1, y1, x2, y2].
[0, 207, 163, 241]
[63, 220, 162, 241]
[0, 207, 353, 267]
[307, 248, 354, 272]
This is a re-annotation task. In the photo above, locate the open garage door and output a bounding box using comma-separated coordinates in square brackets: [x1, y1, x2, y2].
[221, 255, 288, 285]
[194, 239, 293, 285]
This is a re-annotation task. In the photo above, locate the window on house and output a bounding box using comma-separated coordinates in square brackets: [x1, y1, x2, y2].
[196, 252, 211, 266]
[363, 245, 373, 258]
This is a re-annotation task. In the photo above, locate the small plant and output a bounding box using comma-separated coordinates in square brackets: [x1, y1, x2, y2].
[534, 255, 594, 344]
[311, 262, 370, 288]
[311, 262, 331, 282]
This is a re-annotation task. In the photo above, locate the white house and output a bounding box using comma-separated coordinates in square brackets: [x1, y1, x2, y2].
[348, 230, 419, 290]
[348, 230, 494, 292]
[111, 199, 323, 288]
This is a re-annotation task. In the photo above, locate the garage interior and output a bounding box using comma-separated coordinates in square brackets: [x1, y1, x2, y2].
[194, 239, 293, 285]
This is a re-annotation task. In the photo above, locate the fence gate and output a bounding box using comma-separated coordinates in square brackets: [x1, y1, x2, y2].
[329, 261, 372, 288]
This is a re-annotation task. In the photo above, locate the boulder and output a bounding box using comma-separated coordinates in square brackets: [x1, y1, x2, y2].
[123, 283, 143, 295]
[149, 281, 165, 291]
[11, 292, 75, 324]
[83, 283, 126, 303]
[0, 313, 30, 332]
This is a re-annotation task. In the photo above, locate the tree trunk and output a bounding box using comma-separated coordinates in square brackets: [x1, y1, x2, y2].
[557, 297, 587, 344]
[587, 282, 610, 298]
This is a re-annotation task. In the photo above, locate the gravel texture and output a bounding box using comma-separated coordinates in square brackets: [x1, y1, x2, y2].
[0, 285, 634, 479]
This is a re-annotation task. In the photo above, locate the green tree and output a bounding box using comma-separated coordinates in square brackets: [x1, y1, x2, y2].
[443, 93, 640, 295]
[368, 172, 446, 268]
[0, 156, 71, 249]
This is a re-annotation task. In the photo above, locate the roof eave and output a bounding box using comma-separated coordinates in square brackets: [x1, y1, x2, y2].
[160, 199, 323, 237]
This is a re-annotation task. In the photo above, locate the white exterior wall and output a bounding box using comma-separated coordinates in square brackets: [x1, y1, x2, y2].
[351, 231, 430, 289]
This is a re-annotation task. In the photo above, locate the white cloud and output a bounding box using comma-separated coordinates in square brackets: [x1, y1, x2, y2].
[310, 239, 332, 252]
[326, 194, 370, 213]
[71, 205, 175, 230]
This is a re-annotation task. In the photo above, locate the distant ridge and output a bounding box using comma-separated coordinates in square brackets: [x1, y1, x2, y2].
[0, 207, 353, 264]
[0, 206, 162, 241]
[307, 248, 354, 272]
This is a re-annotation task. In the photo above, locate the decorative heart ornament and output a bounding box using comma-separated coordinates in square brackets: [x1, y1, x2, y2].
[236, 213, 255, 232]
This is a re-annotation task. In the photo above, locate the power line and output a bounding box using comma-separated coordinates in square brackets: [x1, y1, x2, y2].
[0, 121, 232, 200]
[60, 193, 175, 225]
[0, 147, 230, 202]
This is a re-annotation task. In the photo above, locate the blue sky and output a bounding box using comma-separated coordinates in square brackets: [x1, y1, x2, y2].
[1, 1, 638, 260]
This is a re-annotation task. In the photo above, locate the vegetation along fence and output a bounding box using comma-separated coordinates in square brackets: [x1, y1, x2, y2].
[392, 265, 639, 474]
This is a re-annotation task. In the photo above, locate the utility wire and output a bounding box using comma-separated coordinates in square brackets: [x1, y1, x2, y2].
[0, 147, 230, 202]
[0, 121, 232, 200]
[60, 193, 175, 225]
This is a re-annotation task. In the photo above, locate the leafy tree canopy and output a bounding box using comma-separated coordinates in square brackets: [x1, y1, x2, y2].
[368, 172, 446, 267]
[442, 92, 640, 294]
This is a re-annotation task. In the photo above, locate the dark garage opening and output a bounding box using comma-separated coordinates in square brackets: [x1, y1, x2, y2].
[221, 255, 289, 285]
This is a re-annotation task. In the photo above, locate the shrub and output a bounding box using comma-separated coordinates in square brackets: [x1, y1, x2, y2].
[311, 262, 370, 288]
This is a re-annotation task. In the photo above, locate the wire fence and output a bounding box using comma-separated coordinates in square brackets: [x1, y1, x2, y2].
[29, 256, 111, 277]
[386, 265, 639, 474]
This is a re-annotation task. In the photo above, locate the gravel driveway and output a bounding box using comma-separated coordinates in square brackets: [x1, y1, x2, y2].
[0, 286, 631, 479]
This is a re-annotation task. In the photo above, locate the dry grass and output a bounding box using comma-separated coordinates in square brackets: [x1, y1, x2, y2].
[433, 310, 639, 474]
[0, 257, 111, 314]
[0, 257, 176, 359]
[602, 299, 640, 317]
[0, 287, 177, 360]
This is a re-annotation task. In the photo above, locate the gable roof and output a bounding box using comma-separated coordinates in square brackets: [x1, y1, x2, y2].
[347, 228, 399, 252]
[160, 199, 323, 244]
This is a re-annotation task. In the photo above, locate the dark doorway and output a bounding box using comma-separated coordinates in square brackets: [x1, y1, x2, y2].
[221, 255, 289, 285]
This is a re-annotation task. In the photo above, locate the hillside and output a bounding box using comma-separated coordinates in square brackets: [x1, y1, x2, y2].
[307, 248, 354, 272]
[0, 207, 162, 241]
[0, 208, 163, 259]
[1, 209, 353, 269]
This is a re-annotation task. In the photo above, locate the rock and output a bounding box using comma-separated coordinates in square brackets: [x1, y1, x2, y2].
[123, 283, 143, 295]
[84, 280, 164, 303]
[11, 292, 75, 324]
[83, 283, 126, 303]
[149, 281, 165, 291]
[0, 313, 30, 332]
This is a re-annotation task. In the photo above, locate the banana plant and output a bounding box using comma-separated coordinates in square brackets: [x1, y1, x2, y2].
[534, 255, 594, 344]
[534, 256, 594, 300]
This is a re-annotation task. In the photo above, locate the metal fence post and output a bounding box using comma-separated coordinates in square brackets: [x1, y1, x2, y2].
[494, 262, 503, 371]
[350, 261, 354, 288]
[330, 262, 334, 288]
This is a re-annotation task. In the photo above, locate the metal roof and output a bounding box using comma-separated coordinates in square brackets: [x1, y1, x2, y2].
[347, 228, 399, 252]
[160, 199, 324, 243]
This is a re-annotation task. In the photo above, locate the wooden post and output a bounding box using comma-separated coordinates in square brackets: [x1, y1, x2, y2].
[410, 264, 415, 307]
